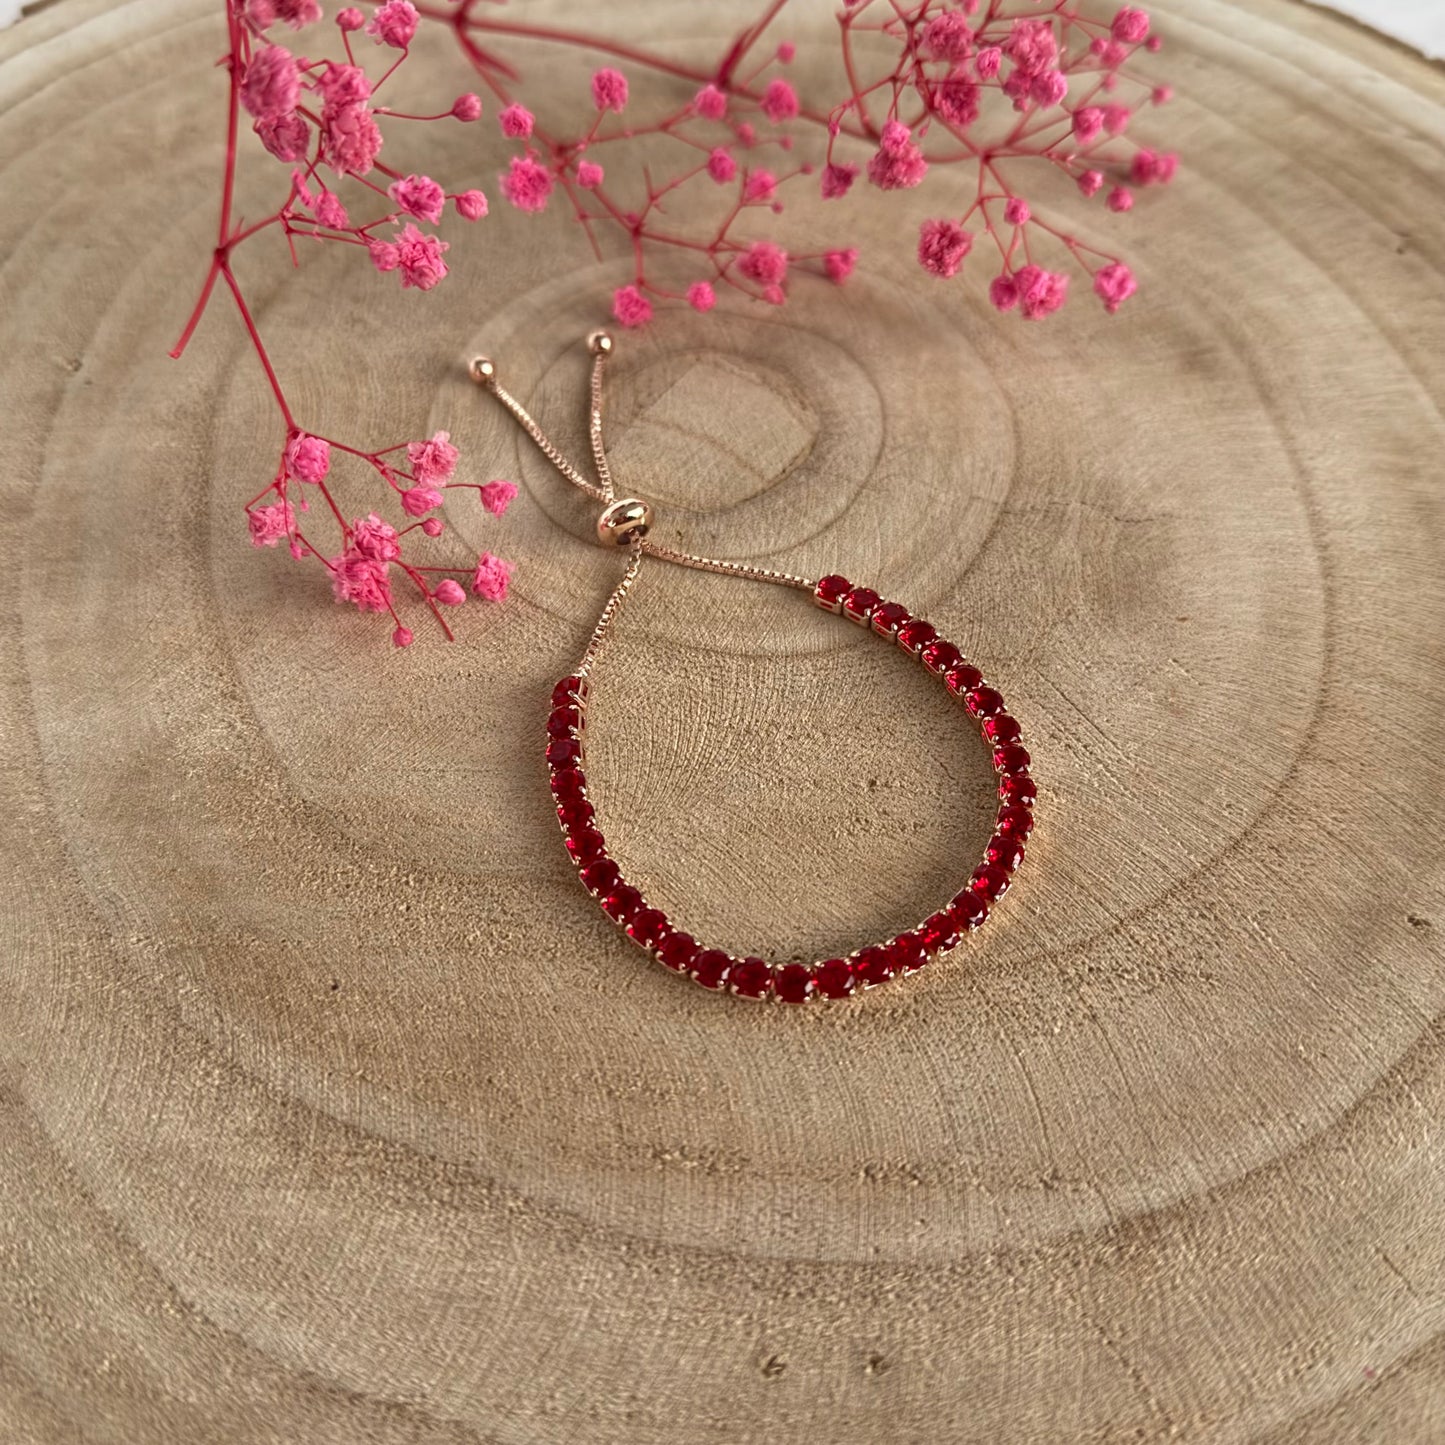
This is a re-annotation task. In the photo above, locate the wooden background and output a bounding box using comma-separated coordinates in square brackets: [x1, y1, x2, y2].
[2, 0, 1444, 1440]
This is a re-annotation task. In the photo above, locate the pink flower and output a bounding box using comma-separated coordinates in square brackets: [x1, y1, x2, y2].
[1072, 106, 1104, 144]
[433, 579, 466, 606]
[591, 67, 629, 112]
[821, 162, 858, 199]
[499, 103, 534, 139]
[990, 274, 1019, 312]
[1107, 185, 1134, 212]
[240, 45, 299, 123]
[687, 281, 716, 312]
[743, 168, 777, 202]
[369, 240, 400, 273]
[452, 93, 482, 121]
[390, 223, 448, 289]
[932, 71, 980, 127]
[315, 61, 370, 107]
[500, 155, 553, 212]
[1032, 70, 1068, 107]
[1093, 38, 1129, 69]
[285, 431, 330, 482]
[389, 173, 445, 224]
[420, 517, 443, 537]
[407, 430, 459, 484]
[975, 45, 1002, 78]
[1152, 84, 1174, 106]
[256, 113, 310, 163]
[777, 41, 795, 63]
[319, 74, 382, 177]
[738, 241, 788, 287]
[1077, 168, 1105, 197]
[366, 0, 418, 48]
[330, 550, 392, 612]
[472, 552, 513, 602]
[866, 126, 927, 191]
[1014, 264, 1069, 319]
[392, 625, 414, 647]
[1101, 103, 1132, 135]
[401, 485, 443, 516]
[455, 189, 488, 220]
[1005, 18, 1058, 77]
[336, 7, 364, 30]
[1004, 197, 1031, 225]
[761, 78, 799, 123]
[707, 148, 737, 183]
[823, 248, 857, 284]
[694, 83, 727, 119]
[248, 499, 294, 547]
[576, 160, 604, 189]
[479, 479, 518, 515]
[923, 12, 974, 62]
[1111, 7, 1150, 43]
[351, 513, 401, 561]
[917, 218, 973, 278]
[612, 284, 653, 328]
[1131, 148, 1178, 185]
[315, 190, 348, 228]
[1093, 261, 1137, 313]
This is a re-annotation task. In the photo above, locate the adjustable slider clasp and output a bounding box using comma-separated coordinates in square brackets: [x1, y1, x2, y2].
[596, 497, 653, 548]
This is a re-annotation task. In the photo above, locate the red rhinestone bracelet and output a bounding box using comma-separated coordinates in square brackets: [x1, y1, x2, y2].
[474, 334, 1035, 1003]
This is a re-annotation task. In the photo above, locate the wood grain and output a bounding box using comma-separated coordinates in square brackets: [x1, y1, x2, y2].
[2, 0, 1444, 1440]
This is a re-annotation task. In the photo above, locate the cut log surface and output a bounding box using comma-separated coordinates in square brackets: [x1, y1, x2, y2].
[2, 0, 1444, 1440]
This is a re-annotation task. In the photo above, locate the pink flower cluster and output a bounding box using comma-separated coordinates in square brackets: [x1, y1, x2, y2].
[246, 424, 517, 644]
[827, 0, 1175, 319]
[183, 0, 1178, 643]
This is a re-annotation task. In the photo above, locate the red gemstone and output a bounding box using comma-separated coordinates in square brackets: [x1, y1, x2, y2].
[853, 945, 897, 988]
[993, 743, 1031, 775]
[918, 910, 960, 954]
[969, 862, 1011, 900]
[920, 640, 962, 675]
[871, 601, 910, 636]
[550, 767, 586, 801]
[556, 797, 594, 831]
[546, 736, 584, 769]
[551, 675, 587, 708]
[983, 714, 1022, 745]
[952, 888, 990, 929]
[547, 705, 582, 739]
[891, 934, 929, 974]
[627, 907, 670, 947]
[601, 884, 643, 922]
[996, 803, 1035, 838]
[579, 858, 621, 895]
[999, 774, 1037, 807]
[657, 932, 697, 972]
[842, 587, 880, 624]
[814, 958, 856, 999]
[691, 949, 732, 990]
[815, 574, 851, 613]
[945, 664, 985, 697]
[731, 957, 773, 999]
[774, 963, 814, 1004]
[566, 826, 606, 865]
[965, 686, 1004, 718]
[985, 834, 1026, 872]
[896, 619, 937, 655]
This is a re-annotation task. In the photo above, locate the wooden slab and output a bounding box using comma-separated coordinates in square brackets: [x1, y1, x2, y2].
[1, 0, 1443, 1440]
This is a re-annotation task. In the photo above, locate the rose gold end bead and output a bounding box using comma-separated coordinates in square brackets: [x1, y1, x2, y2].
[587, 330, 614, 356]
[468, 356, 495, 384]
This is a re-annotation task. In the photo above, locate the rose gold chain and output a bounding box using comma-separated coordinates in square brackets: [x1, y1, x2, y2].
[471, 335, 816, 675]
